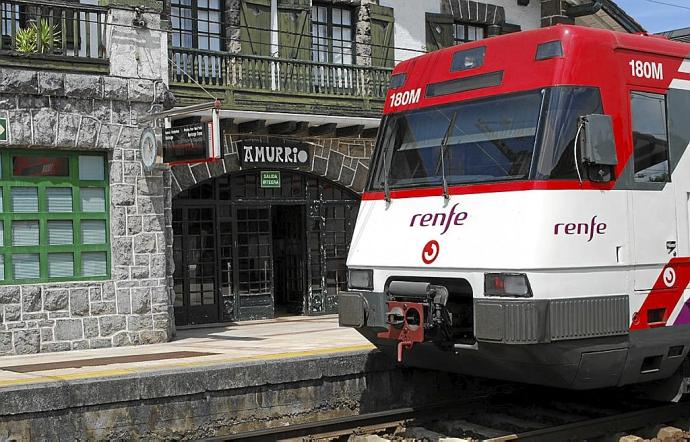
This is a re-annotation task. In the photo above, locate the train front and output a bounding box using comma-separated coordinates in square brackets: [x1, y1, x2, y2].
[339, 27, 648, 390]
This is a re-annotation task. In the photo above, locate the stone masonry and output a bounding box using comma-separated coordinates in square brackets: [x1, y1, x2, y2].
[0, 5, 173, 355]
[171, 135, 375, 196]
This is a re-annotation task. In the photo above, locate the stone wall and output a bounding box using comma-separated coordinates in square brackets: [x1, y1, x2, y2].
[0, 350, 501, 439]
[540, 0, 574, 27]
[0, 5, 172, 355]
[171, 134, 375, 196]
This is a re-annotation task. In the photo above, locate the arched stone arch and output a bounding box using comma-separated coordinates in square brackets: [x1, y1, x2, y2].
[170, 135, 374, 196]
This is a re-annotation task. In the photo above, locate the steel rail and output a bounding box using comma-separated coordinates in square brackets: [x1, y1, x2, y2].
[488, 401, 690, 442]
[203, 397, 493, 442]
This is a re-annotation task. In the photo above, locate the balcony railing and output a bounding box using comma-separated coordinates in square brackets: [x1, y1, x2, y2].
[170, 47, 392, 111]
[0, 0, 107, 61]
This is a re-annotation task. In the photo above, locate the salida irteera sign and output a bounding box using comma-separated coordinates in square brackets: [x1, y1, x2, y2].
[237, 138, 310, 167]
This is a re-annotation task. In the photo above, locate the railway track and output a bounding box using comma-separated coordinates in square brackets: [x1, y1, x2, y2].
[208, 388, 690, 441]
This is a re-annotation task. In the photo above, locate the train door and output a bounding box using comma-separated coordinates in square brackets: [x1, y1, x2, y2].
[629, 90, 677, 293]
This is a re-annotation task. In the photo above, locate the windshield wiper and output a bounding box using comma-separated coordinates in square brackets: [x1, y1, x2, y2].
[383, 144, 391, 204]
[440, 112, 457, 203]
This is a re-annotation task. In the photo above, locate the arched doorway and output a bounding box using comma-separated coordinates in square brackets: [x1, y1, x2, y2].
[172, 170, 360, 326]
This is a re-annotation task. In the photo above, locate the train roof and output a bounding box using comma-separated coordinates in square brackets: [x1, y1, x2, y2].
[386, 25, 690, 115]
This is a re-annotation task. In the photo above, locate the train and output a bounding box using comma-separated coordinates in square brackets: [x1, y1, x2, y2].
[338, 25, 690, 400]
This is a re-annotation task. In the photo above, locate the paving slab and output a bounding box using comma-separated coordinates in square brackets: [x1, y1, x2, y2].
[0, 315, 373, 388]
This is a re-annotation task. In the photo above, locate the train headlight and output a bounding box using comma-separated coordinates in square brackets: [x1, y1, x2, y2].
[348, 269, 374, 290]
[484, 273, 532, 298]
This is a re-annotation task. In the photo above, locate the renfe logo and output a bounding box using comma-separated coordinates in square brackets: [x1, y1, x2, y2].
[554, 216, 607, 242]
[410, 203, 469, 235]
[422, 240, 440, 264]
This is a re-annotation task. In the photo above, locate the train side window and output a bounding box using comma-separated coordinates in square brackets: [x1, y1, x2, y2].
[631, 91, 670, 183]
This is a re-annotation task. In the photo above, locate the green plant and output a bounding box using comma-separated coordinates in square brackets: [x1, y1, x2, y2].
[14, 26, 37, 53]
[14, 19, 61, 54]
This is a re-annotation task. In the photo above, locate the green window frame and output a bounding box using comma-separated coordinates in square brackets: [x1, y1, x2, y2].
[0, 150, 110, 284]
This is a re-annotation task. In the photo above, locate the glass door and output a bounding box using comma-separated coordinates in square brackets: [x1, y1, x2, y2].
[172, 206, 220, 326]
[233, 205, 274, 320]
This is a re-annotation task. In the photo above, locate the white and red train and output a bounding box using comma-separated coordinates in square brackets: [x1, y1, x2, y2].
[339, 25, 690, 398]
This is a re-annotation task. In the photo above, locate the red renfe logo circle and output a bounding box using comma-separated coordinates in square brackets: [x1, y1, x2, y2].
[422, 240, 440, 264]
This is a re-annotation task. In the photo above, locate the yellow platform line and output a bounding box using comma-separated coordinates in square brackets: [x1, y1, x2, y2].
[0, 343, 376, 388]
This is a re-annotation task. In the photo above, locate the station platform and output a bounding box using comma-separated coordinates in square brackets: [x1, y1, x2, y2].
[3, 315, 460, 439]
[0, 315, 372, 389]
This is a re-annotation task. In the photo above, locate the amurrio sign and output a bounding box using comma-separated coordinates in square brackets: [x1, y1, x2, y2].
[237, 137, 310, 167]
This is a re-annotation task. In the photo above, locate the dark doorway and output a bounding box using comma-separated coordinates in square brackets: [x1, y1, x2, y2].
[172, 170, 359, 327]
[272, 205, 306, 315]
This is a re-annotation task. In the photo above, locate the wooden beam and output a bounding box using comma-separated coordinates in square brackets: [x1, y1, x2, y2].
[335, 125, 364, 138]
[291, 122, 310, 137]
[237, 119, 266, 134]
[308, 123, 337, 137]
[361, 127, 379, 139]
[267, 121, 300, 135]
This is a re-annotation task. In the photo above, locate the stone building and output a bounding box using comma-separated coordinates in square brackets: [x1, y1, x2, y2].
[0, 1, 172, 354]
[0, 0, 645, 354]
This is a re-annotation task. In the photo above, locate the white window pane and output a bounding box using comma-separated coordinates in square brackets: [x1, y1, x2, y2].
[81, 220, 106, 244]
[0, 222, 3, 247]
[82, 252, 107, 276]
[333, 27, 342, 42]
[79, 156, 105, 181]
[81, 188, 106, 212]
[13, 254, 39, 279]
[48, 221, 73, 245]
[210, 19, 220, 34]
[12, 187, 38, 212]
[46, 187, 73, 213]
[342, 28, 352, 42]
[342, 10, 351, 26]
[209, 0, 220, 9]
[48, 253, 74, 278]
[318, 6, 327, 22]
[0, 190, 3, 213]
[333, 8, 342, 25]
[198, 0, 208, 8]
[13, 221, 39, 246]
[0, 255, 4, 280]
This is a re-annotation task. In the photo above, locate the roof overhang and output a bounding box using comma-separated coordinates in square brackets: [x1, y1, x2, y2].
[204, 110, 381, 130]
[659, 27, 690, 44]
[566, 0, 645, 34]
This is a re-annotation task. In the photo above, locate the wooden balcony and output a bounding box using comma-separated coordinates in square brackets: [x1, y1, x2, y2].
[0, 0, 108, 72]
[169, 47, 392, 117]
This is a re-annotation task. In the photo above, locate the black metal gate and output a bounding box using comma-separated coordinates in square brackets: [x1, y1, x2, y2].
[172, 170, 359, 326]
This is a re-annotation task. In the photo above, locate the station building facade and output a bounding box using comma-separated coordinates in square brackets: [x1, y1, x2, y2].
[165, 0, 643, 327]
[0, 0, 643, 354]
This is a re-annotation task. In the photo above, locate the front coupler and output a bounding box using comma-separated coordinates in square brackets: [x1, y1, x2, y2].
[377, 281, 451, 362]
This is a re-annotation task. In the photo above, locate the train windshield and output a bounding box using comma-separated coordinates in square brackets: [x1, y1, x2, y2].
[369, 87, 603, 191]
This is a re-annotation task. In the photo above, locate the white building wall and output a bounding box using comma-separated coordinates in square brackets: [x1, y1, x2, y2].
[379, 0, 441, 63]
[379, 0, 542, 64]
[503, 0, 541, 31]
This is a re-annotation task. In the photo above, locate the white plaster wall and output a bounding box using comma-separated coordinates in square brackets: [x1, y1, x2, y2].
[503, 0, 541, 30]
[379, 0, 441, 63]
[379, 0, 542, 65]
